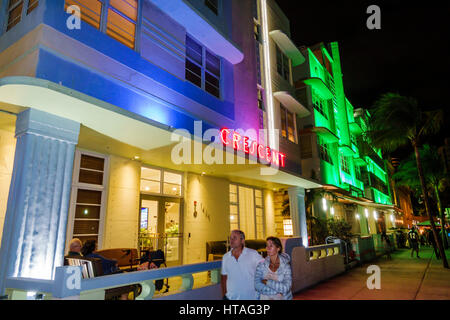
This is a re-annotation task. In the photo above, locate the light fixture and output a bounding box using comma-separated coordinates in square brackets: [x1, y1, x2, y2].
[134, 156, 140, 160]
[390, 214, 395, 222]
[365, 208, 369, 218]
[373, 211, 378, 220]
[322, 198, 327, 211]
[330, 207, 335, 216]
[145, 187, 150, 191]
[84, 209, 88, 215]
[356, 213, 360, 220]
[172, 187, 177, 191]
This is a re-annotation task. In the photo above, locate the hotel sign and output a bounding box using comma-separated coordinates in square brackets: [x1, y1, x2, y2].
[219, 128, 286, 167]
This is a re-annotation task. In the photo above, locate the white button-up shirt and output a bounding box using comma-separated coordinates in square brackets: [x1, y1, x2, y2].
[221, 247, 264, 300]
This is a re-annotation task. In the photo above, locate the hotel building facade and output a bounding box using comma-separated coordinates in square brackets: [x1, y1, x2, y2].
[0, 0, 321, 293]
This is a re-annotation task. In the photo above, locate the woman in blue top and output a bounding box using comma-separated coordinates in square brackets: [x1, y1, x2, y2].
[254, 236, 293, 300]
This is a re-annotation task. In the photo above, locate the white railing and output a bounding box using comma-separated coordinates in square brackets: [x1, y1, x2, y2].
[4, 260, 222, 300]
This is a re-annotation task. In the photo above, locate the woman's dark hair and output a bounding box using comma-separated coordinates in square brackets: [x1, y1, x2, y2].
[266, 236, 283, 252]
[81, 240, 97, 256]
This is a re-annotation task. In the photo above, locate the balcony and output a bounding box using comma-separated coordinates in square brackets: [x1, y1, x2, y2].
[273, 91, 310, 118]
[339, 144, 355, 157]
[297, 78, 333, 100]
[309, 126, 339, 144]
[269, 30, 305, 66]
[150, 0, 243, 64]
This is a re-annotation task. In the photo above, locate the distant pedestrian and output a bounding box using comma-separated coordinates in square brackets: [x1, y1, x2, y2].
[381, 231, 392, 260]
[407, 226, 420, 258]
[427, 229, 441, 259]
[221, 230, 264, 300]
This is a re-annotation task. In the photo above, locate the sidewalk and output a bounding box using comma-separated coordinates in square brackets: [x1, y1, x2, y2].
[293, 247, 450, 300]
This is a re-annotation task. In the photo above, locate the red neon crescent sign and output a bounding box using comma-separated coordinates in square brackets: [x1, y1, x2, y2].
[220, 128, 286, 167]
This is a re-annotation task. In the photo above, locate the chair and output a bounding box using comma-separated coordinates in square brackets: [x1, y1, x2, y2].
[140, 249, 169, 292]
[64, 255, 138, 300]
[94, 248, 140, 271]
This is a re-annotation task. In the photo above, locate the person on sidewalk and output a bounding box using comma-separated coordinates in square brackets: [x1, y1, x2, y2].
[254, 237, 293, 300]
[407, 226, 420, 258]
[427, 229, 441, 259]
[221, 230, 264, 300]
[381, 231, 392, 260]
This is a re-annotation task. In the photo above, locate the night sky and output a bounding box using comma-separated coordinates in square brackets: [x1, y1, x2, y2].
[275, 0, 449, 150]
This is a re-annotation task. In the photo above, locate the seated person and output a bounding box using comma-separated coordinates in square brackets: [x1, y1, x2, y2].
[137, 250, 160, 270]
[81, 240, 120, 275]
[67, 238, 83, 257]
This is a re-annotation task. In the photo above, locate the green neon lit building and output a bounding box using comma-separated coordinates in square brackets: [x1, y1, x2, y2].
[293, 42, 396, 241]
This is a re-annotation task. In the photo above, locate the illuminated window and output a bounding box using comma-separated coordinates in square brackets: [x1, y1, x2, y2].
[204, 0, 218, 15]
[280, 104, 296, 143]
[283, 219, 293, 236]
[229, 184, 265, 239]
[185, 35, 221, 98]
[64, 0, 137, 49]
[140, 167, 183, 197]
[276, 45, 290, 82]
[6, 0, 39, 32]
[312, 90, 328, 119]
[318, 140, 333, 164]
[340, 155, 350, 174]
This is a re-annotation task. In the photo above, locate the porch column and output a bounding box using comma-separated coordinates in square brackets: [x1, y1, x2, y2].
[288, 187, 308, 247]
[0, 109, 80, 294]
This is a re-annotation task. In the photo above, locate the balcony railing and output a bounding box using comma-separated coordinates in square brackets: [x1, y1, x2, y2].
[4, 260, 222, 300]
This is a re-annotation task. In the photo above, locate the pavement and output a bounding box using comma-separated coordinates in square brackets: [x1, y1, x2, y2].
[293, 246, 450, 300]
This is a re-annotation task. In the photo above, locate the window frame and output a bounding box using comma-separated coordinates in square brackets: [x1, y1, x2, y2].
[64, 0, 140, 50]
[340, 154, 350, 174]
[318, 140, 333, 165]
[66, 149, 110, 252]
[4, 0, 40, 33]
[280, 104, 297, 143]
[275, 44, 291, 82]
[140, 165, 184, 199]
[185, 34, 222, 99]
[229, 183, 265, 238]
[204, 0, 219, 15]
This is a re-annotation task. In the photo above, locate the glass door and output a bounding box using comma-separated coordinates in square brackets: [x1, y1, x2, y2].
[139, 195, 182, 266]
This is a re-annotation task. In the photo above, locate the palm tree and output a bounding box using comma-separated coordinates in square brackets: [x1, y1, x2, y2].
[393, 145, 449, 248]
[367, 93, 448, 268]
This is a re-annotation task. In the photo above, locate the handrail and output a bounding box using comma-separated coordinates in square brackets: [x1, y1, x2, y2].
[5, 260, 222, 300]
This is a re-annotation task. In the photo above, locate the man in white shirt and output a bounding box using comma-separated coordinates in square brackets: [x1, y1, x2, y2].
[221, 230, 264, 300]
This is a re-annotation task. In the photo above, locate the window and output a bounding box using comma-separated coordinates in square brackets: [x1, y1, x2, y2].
[340, 155, 350, 174]
[257, 87, 265, 111]
[229, 184, 265, 239]
[64, 0, 137, 49]
[140, 167, 183, 197]
[280, 104, 295, 143]
[6, 0, 39, 32]
[185, 35, 221, 98]
[69, 151, 108, 246]
[319, 141, 333, 164]
[312, 90, 328, 119]
[276, 45, 290, 82]
[254, 22, 262, 85]
[205, 0, 218, 15]
[300, 134, 313, 159]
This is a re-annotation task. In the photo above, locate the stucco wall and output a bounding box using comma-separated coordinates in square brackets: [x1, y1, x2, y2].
[183, 173, 230, 264]
[102, 155, 140, 249]
[0, 127, 16, 246]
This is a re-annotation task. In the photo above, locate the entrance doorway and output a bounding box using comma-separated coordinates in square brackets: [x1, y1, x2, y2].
[139, 195, 182, 266]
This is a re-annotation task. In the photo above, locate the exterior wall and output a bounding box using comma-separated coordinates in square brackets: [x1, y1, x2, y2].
[102, 155, 141, 249]
[183, 173, 230, 264]
[0, 126, 16, 245]
[264, 189, 276, 236]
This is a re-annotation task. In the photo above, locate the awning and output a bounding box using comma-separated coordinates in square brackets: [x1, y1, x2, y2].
[298, 78, 333, 99]
[311, 127, 339, 144]
[339, 144, 355, 157]
[349, 121, 363, 135]
[273, 91, 310, 118]
[269, 30, 305, 66]
[149, 0, 243, 64]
